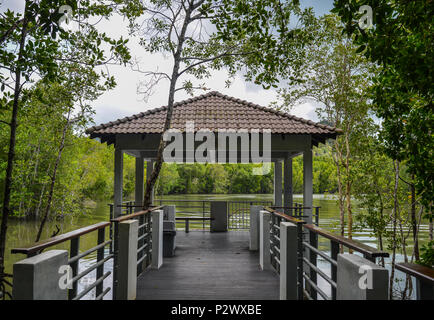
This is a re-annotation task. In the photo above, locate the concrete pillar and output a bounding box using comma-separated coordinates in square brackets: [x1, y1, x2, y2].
[337, 254, 389, 300]
[249, 205, 262, 251]
[152, 209, 163, 269]
[134, 157, 144, 212]
[274, 160, 283, 207]
[283, 157, 293, 215]
[13, 250, 68, 300]
[416, 278, 434, 300]
[114, 148, 123, 218]
[163, 205, 176, 221]
[280, 222, 298, 300]
[259, 210, 272, 270]
[211, 201, 228, 232]
[303, 149, 313, 224]
[116, 220, 138, 300]
[146, 160, 155, 205]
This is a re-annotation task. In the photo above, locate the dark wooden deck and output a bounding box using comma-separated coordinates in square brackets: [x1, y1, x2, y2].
[136, 231, 279, 300]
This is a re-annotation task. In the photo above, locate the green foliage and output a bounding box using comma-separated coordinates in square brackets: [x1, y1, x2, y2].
[277, 13, 374, 238]
[418, 241, 434, 268]
[332, 0, 433, 213]
[117, 0, 317, 95]
[153, 144, 336, 196]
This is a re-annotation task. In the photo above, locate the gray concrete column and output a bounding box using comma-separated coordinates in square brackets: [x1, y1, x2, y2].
[416, 277, 434, 300]
[163, 205, 176, 221]
[249, 205, 262, 251]
[211, 201, 228, 232]
[134, 157, 144, 212]
[114, 148, 123, 218]
[337, 254, 389, 300]
[152, 209, 163, 269]
[284, 157, 293, 215]
[303, 150, 313, 224]
[116, 220, 138, 300]
[280, 222, 298, 300]
[13, 250, 68, 300]
[146, 160, 155, 205]
[274, 160, 283, 207]
[259, 210, 272, 270]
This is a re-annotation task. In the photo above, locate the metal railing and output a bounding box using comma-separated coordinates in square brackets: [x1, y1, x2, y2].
[395, 262, 434, 300]
[267, 205, 320, 276]
[270, 203, 320, 226]
[11, 222, 113, 300]
[155, 199, 212, 230]
[110, 205, 163, 298]
[228, 200, 273, 229]
[265, 207, 306, 298]
[301, 223, 389, 300]
[263, 206, 389, 300]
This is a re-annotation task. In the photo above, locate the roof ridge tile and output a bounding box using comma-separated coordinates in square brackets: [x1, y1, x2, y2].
[85, 90, 341, 135]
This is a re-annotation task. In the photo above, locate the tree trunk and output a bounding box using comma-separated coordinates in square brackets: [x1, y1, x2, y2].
[142, 3, 194, 209]
[0, 2, 28, 284]
[344, 130, 353, 241]
[333, 140, 345, 239]
[389, 160, 400, 300]
[427, 201, 433, 241]
[410, 175, 419, 260]
[35, 112, 70, 242]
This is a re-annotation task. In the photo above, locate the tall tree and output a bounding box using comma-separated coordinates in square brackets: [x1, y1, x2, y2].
[116, 0, 316, 209]
[332, 0, 433, 237]
[0, 0, 130, 297]
[277, 14, 373, 240]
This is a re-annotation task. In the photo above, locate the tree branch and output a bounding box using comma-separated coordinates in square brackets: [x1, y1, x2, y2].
[0, 18, 24, 45]
[178, 49, 252, 77]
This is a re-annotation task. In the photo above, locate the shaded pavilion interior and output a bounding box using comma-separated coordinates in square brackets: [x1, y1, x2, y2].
[86, 91, 341, 223]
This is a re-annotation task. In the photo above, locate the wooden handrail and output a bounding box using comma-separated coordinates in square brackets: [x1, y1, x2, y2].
[270, 206, 321, 209]
[175, 217, 214, 221]
[264, 207, 305, 224]
[11, 221, 111, 255]
[111, 206, 163, 223]
[156, 199, 211, 202]
[396, 263, 434, 285]
[303, 224, 389, 259]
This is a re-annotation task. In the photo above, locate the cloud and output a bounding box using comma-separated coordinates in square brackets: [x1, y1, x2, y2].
[0, 0, 24, 13]
[1, 1, 330, 127]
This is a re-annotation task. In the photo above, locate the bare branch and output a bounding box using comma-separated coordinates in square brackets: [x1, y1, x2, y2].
[178, 49, 253, 77]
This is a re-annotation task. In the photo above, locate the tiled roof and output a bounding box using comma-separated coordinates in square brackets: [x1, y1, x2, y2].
[86, 91, 341, 139]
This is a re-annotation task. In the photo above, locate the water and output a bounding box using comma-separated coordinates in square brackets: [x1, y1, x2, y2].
[3, 194, 431, 299]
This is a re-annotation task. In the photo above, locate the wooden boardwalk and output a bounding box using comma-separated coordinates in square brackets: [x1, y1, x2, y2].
[136, 231, 279, 300]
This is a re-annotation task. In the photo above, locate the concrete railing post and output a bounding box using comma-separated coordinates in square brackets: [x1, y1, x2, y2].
[337, 254, 389, 300]
[416, 278, 434, 300]
[152, 209, 163, 269]
[280, 222, 298, 300]
[211, 201, 228, 232]
[163, 205, 176, 221]
[249, 205, 262, 251]
[13, 250, 68, 300]
[259, 210, 271, 270]
[116, 220, 138, 300]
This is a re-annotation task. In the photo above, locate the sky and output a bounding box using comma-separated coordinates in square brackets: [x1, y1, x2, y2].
[1, 0, 335, 126]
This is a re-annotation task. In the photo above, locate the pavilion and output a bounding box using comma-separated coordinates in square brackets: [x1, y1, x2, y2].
[85, 91, 341, 224]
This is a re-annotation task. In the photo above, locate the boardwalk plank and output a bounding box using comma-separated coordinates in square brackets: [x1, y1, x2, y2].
[136, 231, 279, 300]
